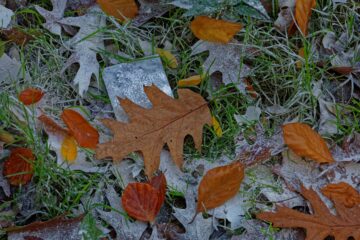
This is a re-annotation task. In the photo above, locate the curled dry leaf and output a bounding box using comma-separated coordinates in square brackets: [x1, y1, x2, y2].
[282, 123, 334, 163]
[197, 161, 244, 212]
[3, 148, 34, 186]
[61, 109, 99, 149]
[190, 16, 243, 44]
[18, 88, 44, 105]
[321, 182, 360, 208]
[122, 182, 163, 222]
[288, 0, 316, 35]
[155, 48, 178, 68]
[96, 85, 212, 177]
[97, 0, 138, 21]
[257, 185, 360, 240]
[178, 75, 202, 87]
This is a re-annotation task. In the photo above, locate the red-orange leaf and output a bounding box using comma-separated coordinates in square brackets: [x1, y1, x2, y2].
[149, 173, 167, 213]
[38, 114, 69, 137]
[3, 148, 35, 186]
[197, 161, 244, 212]
[122, 183, 161, 222]
[190, 16, 243, 44]
[97, 0, 138, 22]
[282, 123, 334, 163]
[321, 182, 360, 208]
[61, 109, 99, 149]
[19, 88, 44, 105]
[288, 0, 316, 35]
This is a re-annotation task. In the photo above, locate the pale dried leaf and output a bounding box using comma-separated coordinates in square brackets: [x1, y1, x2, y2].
[274, 0, 295, 32]
[0, 5, 13, 28]
[35, 0, 67, 35]
[0, 53, 31, 83]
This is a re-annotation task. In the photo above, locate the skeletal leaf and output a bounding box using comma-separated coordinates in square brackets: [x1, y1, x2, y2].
[3, 148, 34, 186]
[197, 161, 244, 212]
[58, 6, 105, 96]
[61, 109, 99, 149]
[97, 0, 138, 21]
[18, 88, 44, 105]
[282, 122, 334, 163]
[288, 0, 316, 35]
[191, 40, 252, 94]
[155, 48, 178, 68]
[96, 85, 212, 177]
[257, 186, 360, 240]
[190, 16, 242, 44]
[321, 182, 360, 208]
[178, 75, 202, 87]
[35, 0, 67, 35]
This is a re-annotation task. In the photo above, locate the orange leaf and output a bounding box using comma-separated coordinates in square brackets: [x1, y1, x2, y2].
[296, 47, 305, 69]
[61, 109, 99, 149]
[38, 114, 69, 137]
[3, 148, 35, 186]
[282, 123, 334, 163]
[178, 75, 202, 87]
[330, 66, 353, 75]
[0, 28, 34, 45]
[149, 173, 167, 213]
[244, 78, 258, 98]
[321, 182, 360, 208]
[122, 183, 161, 222]
[61, 136, 78, 163]
[197, 161, 244, 212]
[97, 0, 138, 22]
[190, 16, 243, 44]
[19, 88, 44, 105]
[288, 0, 316, 35]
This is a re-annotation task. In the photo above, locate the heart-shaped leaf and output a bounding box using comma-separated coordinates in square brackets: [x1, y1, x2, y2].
[197, 161, 244, 212]
[61, 109, 99, 149]
[3, 148, 35, 186]
[282, 122, 334, 163]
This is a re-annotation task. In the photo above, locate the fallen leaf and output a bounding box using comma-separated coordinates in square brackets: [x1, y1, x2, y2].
[211, 115, 223, 137]
[121, 182, 162, 222]
[0, 5, 14, 28]
[190, 16, 242, 44]
[296, 47, 305, 69]
[97, 0, 138, 21]
[0, 130, 15, 144]
[7, 215, 84, 240]
[191, 40, 252, 95]
[178, 75, 202, 87]
[18, 88, 44, 106]
[274, 0, 295, 32]
[288, 0, 316, 35]
[149, 173, 167, 213]
[35, 0, 67, 35]
[244, 78, 258, 98]
[132, 0, 173, 26]
[0, 53, 31, 82]
[60, 135, 78, 163]
[257, 185, 360, 240]
[3, 148, 34, 186]
[197, 161, 244, 212]
[96, 85, 212, 177]
[321, 182, 360, 208]
[61, 109, 99, 149]
[155, 48, 178, 68]
[282, 122, 334, 163]
[58, 6, 105, 96]
[0, 28, 34, 45]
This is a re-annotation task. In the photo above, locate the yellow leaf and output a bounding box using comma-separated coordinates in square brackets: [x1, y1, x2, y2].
[155, 48, 178, 68]
[0, 130, 15, 144]
[212, 116, 223, 137]
[288, 0, 316, 35]
[296, 47, 305, 69]
[61, 136, 78, 163]
[282, 123, 334, 163]
[190, 16, 243, 44]
[178, 75, 202, 87]
[97, 0, 138, 22]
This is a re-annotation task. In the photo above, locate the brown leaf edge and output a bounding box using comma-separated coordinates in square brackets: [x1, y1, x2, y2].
[257, 185, 360, 240]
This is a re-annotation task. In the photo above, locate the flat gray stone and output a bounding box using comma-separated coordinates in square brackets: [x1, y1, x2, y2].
[103, 57, 173, 121]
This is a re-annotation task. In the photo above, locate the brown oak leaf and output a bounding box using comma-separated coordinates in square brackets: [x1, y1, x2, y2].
[257, 185, 360, 240]
[321, 182, 360, 208]
[96, 85, 212, 177]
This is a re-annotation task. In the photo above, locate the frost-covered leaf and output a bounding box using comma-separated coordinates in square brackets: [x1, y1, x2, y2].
[191, 40, 252, 94]
[0, 53, 31, 82]
[35, 0, 67, 35]
[331, 132, 360, 163]
[97, 185, 147, 240]
[58, 6, 105, 96]
[234, 106, 261, 125]
[132, 0, 173, 26]
[0, 5, 14, 29]
[274, 0, 295, 32]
